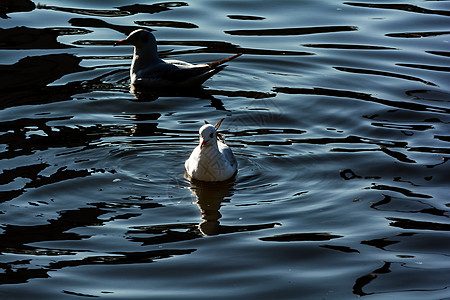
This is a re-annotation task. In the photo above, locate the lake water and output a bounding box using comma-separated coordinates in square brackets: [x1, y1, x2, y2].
[1, 0, 449, 299]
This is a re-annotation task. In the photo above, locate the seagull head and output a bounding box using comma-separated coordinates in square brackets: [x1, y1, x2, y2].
[199, 124, 218, 150]
[114, 29, 157, 53]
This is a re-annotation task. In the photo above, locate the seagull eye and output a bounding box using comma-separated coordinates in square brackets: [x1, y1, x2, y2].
[210, 133, 214, 138]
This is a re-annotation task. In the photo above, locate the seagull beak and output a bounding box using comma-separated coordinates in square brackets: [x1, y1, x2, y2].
[114, 39, 129, 46]
[200, 139, 206, 149]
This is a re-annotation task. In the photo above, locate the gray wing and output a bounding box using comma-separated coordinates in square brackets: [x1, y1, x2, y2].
[220, 143, 237, 167]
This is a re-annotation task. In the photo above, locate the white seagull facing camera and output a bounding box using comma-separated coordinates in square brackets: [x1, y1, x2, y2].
[185, 118, 238, 182]
[114, 29, 242, 88]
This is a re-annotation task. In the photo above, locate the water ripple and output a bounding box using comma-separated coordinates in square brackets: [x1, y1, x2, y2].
[225, 25, 358, 36]
[344, 2, 450, 17]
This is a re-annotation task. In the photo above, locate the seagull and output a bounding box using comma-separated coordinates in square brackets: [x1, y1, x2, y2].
[185, 118, 238, 182]
[114, 29, 242, 88]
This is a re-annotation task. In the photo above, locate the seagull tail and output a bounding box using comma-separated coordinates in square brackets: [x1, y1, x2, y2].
[190, 65, 226, 86]
[207, 53, 242, 68]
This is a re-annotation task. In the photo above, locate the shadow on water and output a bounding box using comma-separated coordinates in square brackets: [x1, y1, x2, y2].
[37, 2, 188, 18]
[0, 53, 91, 109]
[224, 26, 358, 36]
[353, 262, 392, 296]
[0, 53, 84, 86]
[158, 40, 313, 56]
[0, 113, 134, 159]
[344, 2, 450, 17]
[259, 232, 342, 242]
[352, 260, 449, 296]
[0, 206, 195, 284]
[0, 0, 35, 19]
[1, 98, 134, 203]
[333, 66, 437, 87]
[0, 27, 81, 49]
[69, 17, 148, 35]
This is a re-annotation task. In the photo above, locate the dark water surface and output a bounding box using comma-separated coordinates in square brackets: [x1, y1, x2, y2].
[1, 0, 449, 299]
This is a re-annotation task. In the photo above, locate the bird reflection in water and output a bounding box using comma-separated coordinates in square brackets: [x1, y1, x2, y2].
[186, 177, 236, 236]
[186, 176, 280, 236]
[130, 83, 229, 111]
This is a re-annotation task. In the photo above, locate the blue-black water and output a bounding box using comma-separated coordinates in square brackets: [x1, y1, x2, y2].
[1, 0, 449, 299]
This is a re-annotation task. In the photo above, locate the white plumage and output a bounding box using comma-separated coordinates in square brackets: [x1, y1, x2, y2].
[185, 118, 238, 182]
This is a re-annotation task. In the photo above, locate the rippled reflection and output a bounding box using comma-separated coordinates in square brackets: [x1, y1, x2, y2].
[190, 179, 234, 235]
[187, 178, 280, 236]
